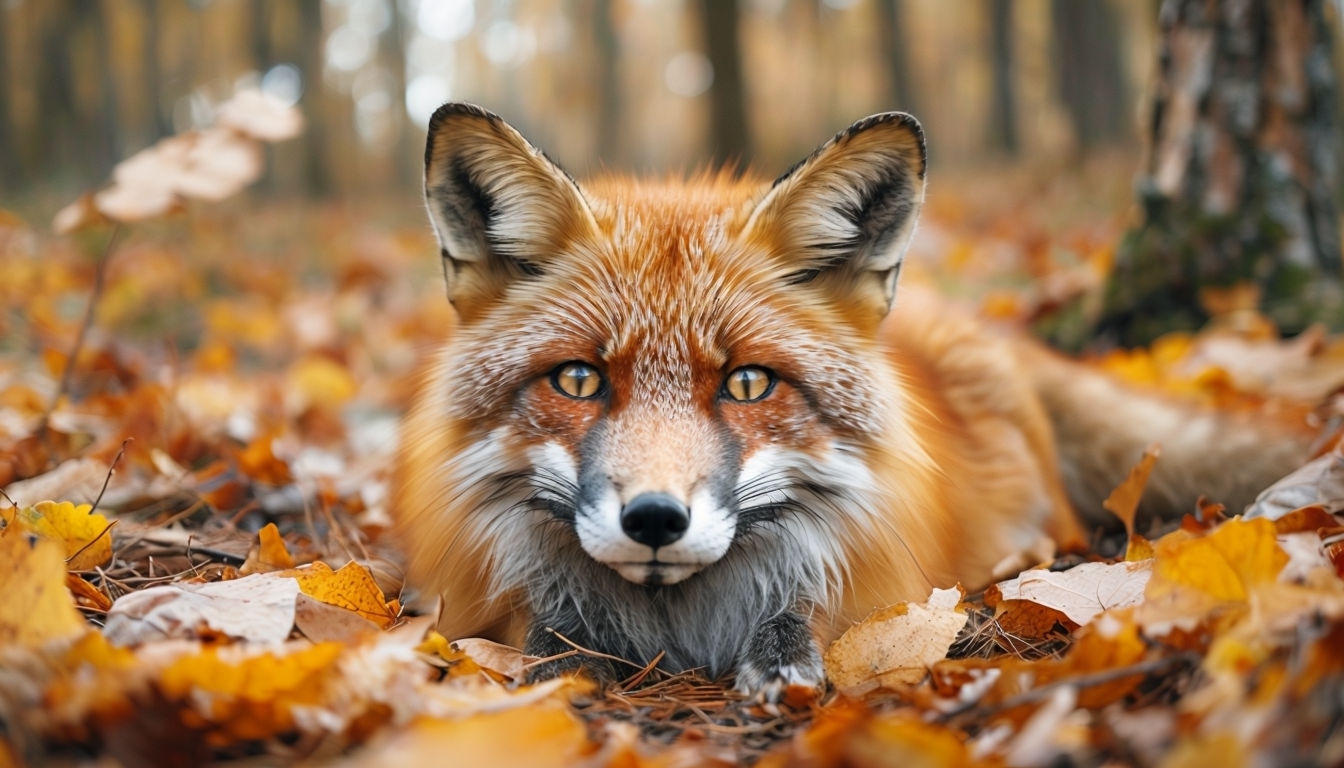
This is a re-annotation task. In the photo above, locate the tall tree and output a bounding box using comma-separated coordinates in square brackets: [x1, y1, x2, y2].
[875, 0, 920, 116]
[592, 0, 622, 166]
[1093, 0, 1342, 346]
[0, 5, 19, 190]
[1051, 0, 1130, 151]
[699, 0, 750, 167]
[987, 0, 1018, 154]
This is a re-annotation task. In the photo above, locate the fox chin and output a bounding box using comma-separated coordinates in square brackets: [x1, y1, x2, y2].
[391, 103, 1312, 699]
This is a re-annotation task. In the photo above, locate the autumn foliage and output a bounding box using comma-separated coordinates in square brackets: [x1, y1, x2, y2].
[4, 94, 1344, 766]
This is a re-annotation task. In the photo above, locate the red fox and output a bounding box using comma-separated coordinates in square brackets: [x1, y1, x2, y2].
[393, 103, 1312, 698]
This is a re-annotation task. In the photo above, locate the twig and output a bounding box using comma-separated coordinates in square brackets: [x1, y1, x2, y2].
[91, 438, 131, 515]
[937, 651, 1202, 724]
[543, 627, 650, 671]
[36, 224, 122, 450]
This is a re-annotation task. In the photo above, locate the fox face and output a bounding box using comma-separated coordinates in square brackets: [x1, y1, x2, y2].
[406, 103, 927, 694]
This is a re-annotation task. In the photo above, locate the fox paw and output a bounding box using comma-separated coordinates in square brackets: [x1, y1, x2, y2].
[735, 657, 826, 704]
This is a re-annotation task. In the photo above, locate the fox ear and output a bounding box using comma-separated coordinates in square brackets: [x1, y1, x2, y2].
[423, 103, 597, 319]
[742, 112, 926, 321]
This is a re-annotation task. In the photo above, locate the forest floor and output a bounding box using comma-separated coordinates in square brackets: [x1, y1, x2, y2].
[3, 159, 1344, 766]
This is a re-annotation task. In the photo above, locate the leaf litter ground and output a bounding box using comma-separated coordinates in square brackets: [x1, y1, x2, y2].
[3, 185, 1344, 766]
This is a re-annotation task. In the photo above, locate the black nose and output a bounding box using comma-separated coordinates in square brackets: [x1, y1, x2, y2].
[620, 492, 690, 549]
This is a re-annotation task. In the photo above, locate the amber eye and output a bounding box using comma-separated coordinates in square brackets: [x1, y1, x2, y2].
[551, 362, 605, 399]
[723, 366, 776, 403]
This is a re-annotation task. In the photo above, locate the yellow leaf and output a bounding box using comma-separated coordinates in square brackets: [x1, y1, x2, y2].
[240, 522, 296, 575]
[15, 500, 114, 570]
[343, 702, 595, 768]
[159, 642, 344, 743]
[283, 561, 399, 630]
[286, 354, 356, 410]
[1147, 518, 1288, 605]
[0, 528, 89, 647]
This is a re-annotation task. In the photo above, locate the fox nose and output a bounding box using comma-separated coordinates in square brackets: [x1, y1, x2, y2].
[620, 492, 690, 549]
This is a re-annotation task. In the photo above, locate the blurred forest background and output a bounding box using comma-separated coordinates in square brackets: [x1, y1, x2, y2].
[0, 0, 1216, 209]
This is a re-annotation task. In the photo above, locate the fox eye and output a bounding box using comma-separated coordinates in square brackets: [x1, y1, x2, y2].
[551, 362, 605, 399]
[723, 366, 775, 403]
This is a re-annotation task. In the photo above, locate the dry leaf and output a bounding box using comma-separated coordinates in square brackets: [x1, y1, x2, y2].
[14, 500, 114, 570]
[1103, 444, 1160, 540]
[824, 586, 968, 696]
[102, 572, 301, 646]
[1246, 446, 1344, 520]
[993, 560, 1152, 626]
[158, 641, 344, 742]
[0, 529, 90, 647]
[239, 522, 296, 575]
[334, 701, 596, 768]
[282, 561, 400, 630]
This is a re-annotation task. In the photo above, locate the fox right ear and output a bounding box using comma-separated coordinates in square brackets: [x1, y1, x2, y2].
[423, 103, 597, 320]
[741, 112, 926, 326]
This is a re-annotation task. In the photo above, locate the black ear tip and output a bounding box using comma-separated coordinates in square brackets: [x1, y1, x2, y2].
[426, 102, 503, 136]
[843, 111, 927, 176]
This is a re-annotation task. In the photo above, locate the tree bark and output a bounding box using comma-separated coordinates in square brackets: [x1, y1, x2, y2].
[592, 0, 622, 166]
[1051, 0, 1130, 151]
[1092, 0, 1342, 346]
[987, 0, 1018, 154]
[698, 0, 750, 167]
[875, 0, 920, 117]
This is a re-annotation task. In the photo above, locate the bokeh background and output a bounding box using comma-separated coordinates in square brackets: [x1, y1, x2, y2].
[1, 0, 1193, 209]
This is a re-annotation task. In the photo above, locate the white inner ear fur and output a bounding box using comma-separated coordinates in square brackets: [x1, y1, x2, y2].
[741, 114, 927, 308]
[423, 105, 598, 270]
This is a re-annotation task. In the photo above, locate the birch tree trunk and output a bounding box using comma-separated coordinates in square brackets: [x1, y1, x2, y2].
[1095, 0, 1341, 346]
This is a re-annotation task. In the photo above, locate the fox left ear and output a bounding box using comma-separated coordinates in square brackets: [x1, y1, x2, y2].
[742, 112, 926, 321]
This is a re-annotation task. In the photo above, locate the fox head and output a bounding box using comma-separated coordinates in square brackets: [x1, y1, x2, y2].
[421, 104, 926, 594]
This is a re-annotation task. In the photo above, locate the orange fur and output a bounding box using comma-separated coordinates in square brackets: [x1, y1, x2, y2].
[393, 105, 1309, 683]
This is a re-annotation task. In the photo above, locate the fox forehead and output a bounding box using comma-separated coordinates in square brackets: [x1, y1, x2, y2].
[444, 179, 892, 434]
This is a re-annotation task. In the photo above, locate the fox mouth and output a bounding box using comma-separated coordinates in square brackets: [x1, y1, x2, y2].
[611, 560, 701, 586]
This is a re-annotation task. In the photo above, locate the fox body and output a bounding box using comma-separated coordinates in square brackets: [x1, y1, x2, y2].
[393, 104, 1309, 695]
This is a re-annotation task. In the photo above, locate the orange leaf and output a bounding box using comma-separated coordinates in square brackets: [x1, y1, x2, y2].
[159, 642, 344, 743]
[283, 561, 399, 630]
[240, 522, 296, 575]
[1102, 445, 1160, 543]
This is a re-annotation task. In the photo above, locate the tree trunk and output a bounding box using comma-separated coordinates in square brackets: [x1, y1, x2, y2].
[297, 0, 333, 196]
[592, 0, 622, 166]
[698, 0, 750, 167]
[875, 0, 920, 116]
[1093, 0, 1342, 346]
[987, 0, 1018, 155]
[1051, 0, 1130, 151]
[0, 5, 19, 190]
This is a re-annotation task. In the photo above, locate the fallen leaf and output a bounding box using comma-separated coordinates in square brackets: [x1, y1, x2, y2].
[1147, 518, 1288, 605]
[15, 500, 114, 570]
[334, 701, 596, 768]
[824, 586, 968, 696]
[102, 572, 301, 646]
[282, 561, 400, 630]
[994, 560, 1152, 626]
[0, 529, 90, 647]
[158, 641, 345, 743]
[1246, 447, 1344, 520]
[239, 522, 296, 575]
[1103, 444, 1160, 542]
